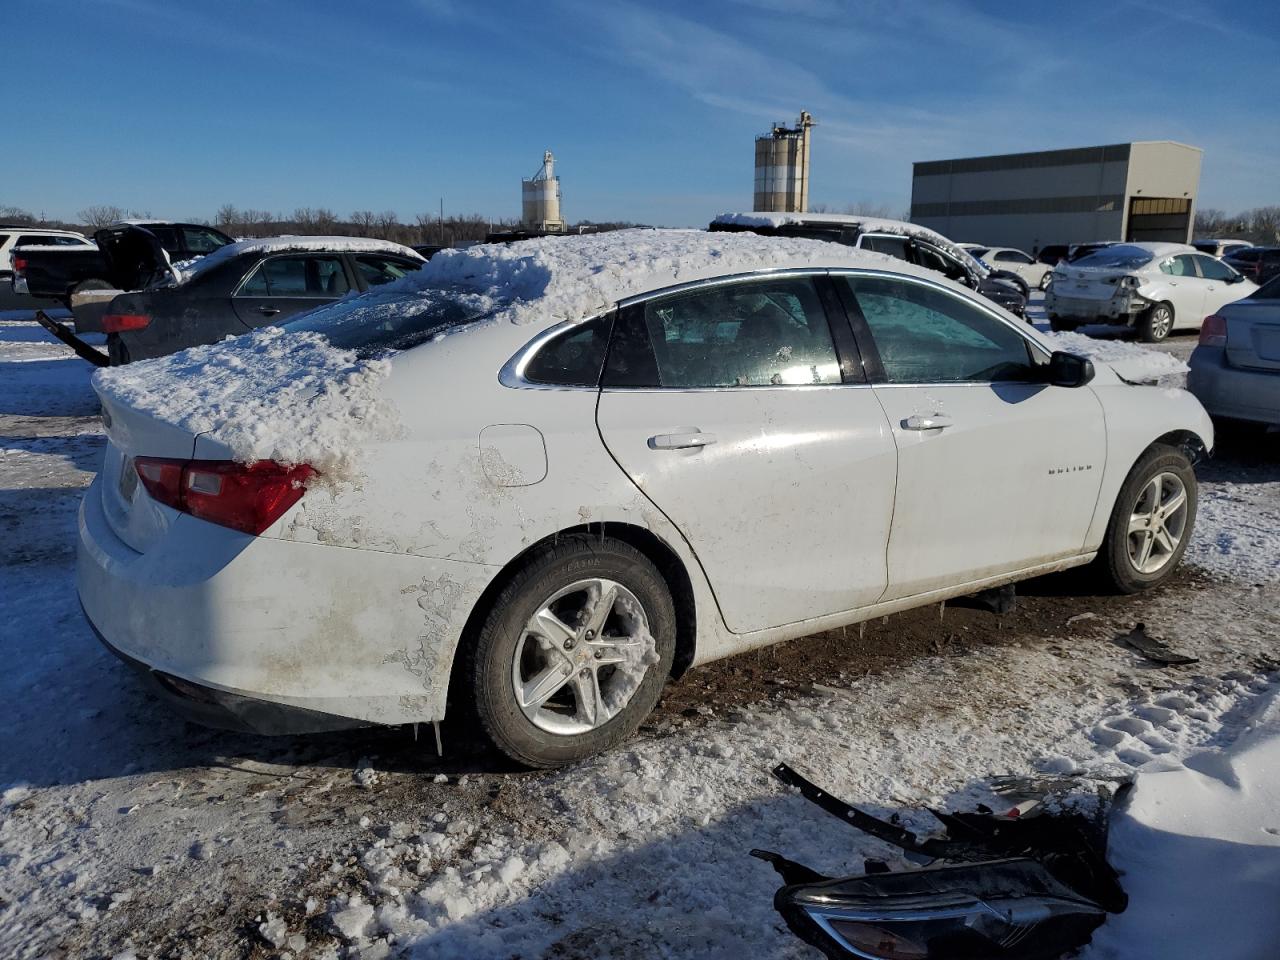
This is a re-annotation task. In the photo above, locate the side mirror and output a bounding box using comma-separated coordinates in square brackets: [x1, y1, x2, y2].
[1227, 273, 1245, 284]
[1049, 351, 1095, 388]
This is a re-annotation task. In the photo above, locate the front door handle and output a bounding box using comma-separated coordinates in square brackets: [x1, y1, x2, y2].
[902, 413, 951, 431]
[258, 305, 281, 316]
[649, 432, 717, 450]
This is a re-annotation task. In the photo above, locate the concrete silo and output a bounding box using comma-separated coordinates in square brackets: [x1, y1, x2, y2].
[521, 150, 565, 232]
[753, 111, 815, 213]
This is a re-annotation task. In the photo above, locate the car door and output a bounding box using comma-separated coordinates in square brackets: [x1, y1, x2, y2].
[1157, 254, 1206, 327]
[1192, 253, 1252, 318]
[595, 273, 899, 634]
[231, 254, 352, 328]
[833, 272, 1106, 600]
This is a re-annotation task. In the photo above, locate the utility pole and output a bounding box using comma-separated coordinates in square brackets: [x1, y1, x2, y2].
[439, 198, 444, 245]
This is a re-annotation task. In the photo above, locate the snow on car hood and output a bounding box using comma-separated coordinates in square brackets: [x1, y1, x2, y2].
[92, 326, 402, 483]
[379, 228, 909, 328]
[1042, 331, 1189, 386]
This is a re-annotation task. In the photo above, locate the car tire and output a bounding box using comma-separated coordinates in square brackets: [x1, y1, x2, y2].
[463, 534, 676, 768]
[1049, 315, 1078, 332]
[1096, 444, 1197, 594]
[71, 278, 114, 297]
[1039, 272, 1053, 291]
[1136, 302, 1174, 342]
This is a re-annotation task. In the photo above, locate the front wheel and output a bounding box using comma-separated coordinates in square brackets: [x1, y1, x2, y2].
[1097, 444, 1197, 593]
[1049, 315, 1078, 332]
[1137, 302, 1174, 342]
[463, 535, 676, 768]
[1039, 272, 1053, 291]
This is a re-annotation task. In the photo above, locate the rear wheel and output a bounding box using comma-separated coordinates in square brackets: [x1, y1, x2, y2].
[463, 535, 675, 768]
[1049, 315, 1078, 332]
[1097, 444, 1197, 593]
[1136, 302, 1174, 342]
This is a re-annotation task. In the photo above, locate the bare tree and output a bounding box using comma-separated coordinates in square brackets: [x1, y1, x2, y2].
[844, 200, 892, 219]
[0, 205, 36, 225]
[78, 204, 125, 228]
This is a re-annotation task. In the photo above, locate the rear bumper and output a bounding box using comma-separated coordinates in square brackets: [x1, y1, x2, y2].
[1187, 346, 1280, 426]
[86, 609, 365, 734]
[76, 476, 497, 731]
[1045, 291, 1143, 323]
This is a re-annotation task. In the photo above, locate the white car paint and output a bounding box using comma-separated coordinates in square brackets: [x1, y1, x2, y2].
[1046, 242, 1257, 334]
[77, 231, 1214, 738]
[962, 245, 1053, 290]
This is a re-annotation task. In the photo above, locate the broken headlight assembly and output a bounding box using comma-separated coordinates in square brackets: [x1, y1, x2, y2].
[753, 764, 1128, 960]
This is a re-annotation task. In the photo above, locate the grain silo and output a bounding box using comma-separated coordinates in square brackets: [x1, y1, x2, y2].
[753, 111, 815, 213]
[521, 150, 565, 232]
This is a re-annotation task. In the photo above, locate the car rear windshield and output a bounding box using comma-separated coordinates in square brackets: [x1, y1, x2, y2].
[284, 286, 499, 357]
[1071, 245, 1154, 269]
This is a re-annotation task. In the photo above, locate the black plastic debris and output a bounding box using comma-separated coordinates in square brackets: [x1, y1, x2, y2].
[1119, 622, 1199, 666]
[753, 763, 1129, 960]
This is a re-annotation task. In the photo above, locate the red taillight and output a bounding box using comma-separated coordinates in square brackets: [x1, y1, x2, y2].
[1199, 314, 1228, 347]
[102, 313, 151, 333]
[12, 256, 27, 274]
[133, 457, 314, 535]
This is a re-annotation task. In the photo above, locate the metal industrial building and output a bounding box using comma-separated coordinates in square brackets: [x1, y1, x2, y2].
[753, 111, 815, 213]
[909, 141, 1202, 252]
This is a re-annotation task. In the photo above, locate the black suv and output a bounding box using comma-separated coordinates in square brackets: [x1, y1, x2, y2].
[1223, 246, 1280, 286]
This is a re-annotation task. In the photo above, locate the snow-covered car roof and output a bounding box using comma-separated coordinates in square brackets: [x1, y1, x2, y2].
[712, 212, 985, 276]
[376, 227, 930, 329]
[166, 236, 425, 286]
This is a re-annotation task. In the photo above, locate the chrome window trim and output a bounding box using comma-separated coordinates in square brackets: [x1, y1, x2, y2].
[500, 266, 1052, 392]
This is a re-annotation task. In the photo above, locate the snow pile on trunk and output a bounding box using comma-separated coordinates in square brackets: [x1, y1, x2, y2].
[391, 228, 898, 328]
[1082, 687, 1280, 960]
[167, 236, 423, 286]
[1042, 331, 1190, 386]
[93, 327, 401, 482]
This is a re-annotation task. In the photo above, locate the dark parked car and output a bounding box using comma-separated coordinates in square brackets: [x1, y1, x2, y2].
[11, 221, 235, 306]
[1223, 246, 1280, 286]
[710, 213, 1028, 317]
[85, 238, 424, 363]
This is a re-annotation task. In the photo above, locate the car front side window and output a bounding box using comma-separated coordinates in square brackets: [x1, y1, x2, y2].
[1195, 255, 1235, 281]
[840, 275, 1039, 384]
[859, 234, 910, 261]
[603, 276, 841, 388]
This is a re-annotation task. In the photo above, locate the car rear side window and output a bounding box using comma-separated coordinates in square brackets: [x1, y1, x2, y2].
[840, 276, 1038, 384]
[604, 276, 840, 389]
[240, 256, 349, 297]
[860, 234, 910, 260]
[523, 314, 614, 386]
[356, 256, 420, 287]
[1161, 255, 1198, 277]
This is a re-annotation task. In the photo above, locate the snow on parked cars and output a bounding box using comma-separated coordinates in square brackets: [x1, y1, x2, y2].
[79, 228, 1213, 768]
[1045, 242, 1256, 342]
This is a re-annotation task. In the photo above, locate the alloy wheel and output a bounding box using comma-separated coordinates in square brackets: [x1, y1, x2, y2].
[1150, 305, 1173, 339]
[1127, 472, 1188, 574]
[511, 578, 654, 736]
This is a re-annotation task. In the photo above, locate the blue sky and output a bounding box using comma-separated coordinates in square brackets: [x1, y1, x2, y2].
[13, 0, 1279, 227]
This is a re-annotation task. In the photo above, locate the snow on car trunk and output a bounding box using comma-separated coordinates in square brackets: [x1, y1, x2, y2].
[92, 326, 403, 491]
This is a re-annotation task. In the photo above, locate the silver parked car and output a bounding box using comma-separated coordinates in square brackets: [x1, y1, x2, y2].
[1187, 276, 1280, 426]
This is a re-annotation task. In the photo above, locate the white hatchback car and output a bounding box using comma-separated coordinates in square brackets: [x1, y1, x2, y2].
[78, 231, 1212, 767]
[1046, 242, 1256, 341]
[961, 245, 1054, 291]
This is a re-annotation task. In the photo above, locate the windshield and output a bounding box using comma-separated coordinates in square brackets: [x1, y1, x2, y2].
[1071, 245, 1155, 270]
[285, 285, 499, 357]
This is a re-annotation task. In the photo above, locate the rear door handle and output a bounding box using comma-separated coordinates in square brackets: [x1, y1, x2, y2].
[649, 432, 717, 450]
[258, 305, 281, 316]
[902, 413, 951, 431]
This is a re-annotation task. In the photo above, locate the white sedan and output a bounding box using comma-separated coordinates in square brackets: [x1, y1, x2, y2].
[961, 244, 1054, 291]
[1046, 242, 1256, 342]
[78, 231, 1212, 767]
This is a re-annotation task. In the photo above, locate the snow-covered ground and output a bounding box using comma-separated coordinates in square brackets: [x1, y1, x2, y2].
[2, 312, 1278, 959]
